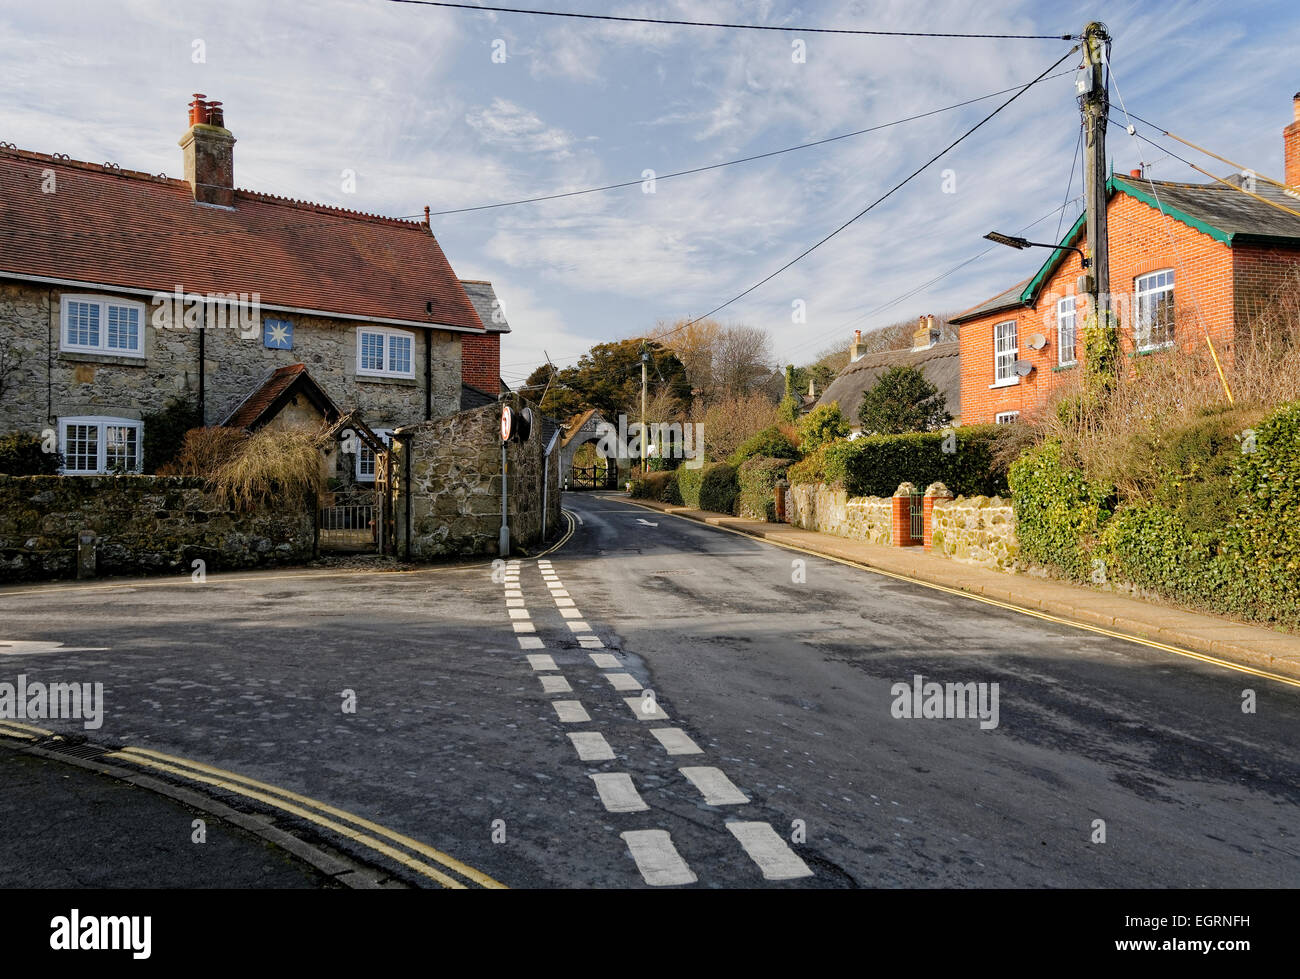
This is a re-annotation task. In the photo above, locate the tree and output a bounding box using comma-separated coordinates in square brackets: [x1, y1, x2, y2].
[797, 402, 850, 453]
[648, 319, 773, 406]
[857, 365, 952, 434]
[700, 392, 779, 462]
[525, 339, 692, 421]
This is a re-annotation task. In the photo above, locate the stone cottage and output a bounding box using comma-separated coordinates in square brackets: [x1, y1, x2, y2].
[0, 94, 491, 481]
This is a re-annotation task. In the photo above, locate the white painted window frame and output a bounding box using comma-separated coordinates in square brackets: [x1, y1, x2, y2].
[1134, 269, 1176, 352]
[356, 428, 394, 482]
[60, 294, 146, 357]
[355, 326, 415, 379]
[995, 411, 1021, 425]
[992, 320, 1019, 387]
[58, 415, 143, 474]
[1056, 296, 1078, 367]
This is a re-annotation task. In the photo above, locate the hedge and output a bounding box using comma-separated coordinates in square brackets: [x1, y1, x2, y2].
[677, 465, 705, 508]
[698, 462, 740, 515]
[728, 427, 800, 467]
[787, 426, 1008, 498]
[1012, 401, 1300, 631]
[629, 470, 682, 504]
[736, 456, 789, 521]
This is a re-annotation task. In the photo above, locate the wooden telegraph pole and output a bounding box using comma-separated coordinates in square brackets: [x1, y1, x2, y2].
[1080, 22, 1111, 321]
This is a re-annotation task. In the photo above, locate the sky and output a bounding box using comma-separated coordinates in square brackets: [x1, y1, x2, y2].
[2, 0, 1298, 389]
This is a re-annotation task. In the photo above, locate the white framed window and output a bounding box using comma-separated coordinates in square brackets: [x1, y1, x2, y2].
[1056, 296, 1077, 367]
[58, 416, 142, 474]
[356, 429, 393, 482]
[60, 295, 145, 357]
[993, 320, 1018, 385]
[1134, 270, 1175, 351]
[356, 327, 414, 379]
[995, 411, 1021, 425]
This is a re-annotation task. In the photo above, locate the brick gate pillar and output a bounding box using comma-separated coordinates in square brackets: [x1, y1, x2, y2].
[923, 481, 953, 551]
[890, 482, 919, 547]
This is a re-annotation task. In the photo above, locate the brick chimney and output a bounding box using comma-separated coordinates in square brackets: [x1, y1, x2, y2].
[912, 314, 940, 351]
[179, 94, 236, 207]
[1285, 93, 1300, 190]
[850, 329, 862, 363]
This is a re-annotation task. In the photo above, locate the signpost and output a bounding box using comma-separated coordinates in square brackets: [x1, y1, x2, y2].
[499, 404, 512, 557]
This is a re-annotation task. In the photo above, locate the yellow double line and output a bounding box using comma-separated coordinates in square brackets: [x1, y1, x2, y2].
[533, 509, 577, 558]
[0, 722, 504, 889]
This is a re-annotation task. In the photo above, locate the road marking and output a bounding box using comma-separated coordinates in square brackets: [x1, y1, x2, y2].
[108, 746, 505, 889]
[624, 696, 668, 721]
[680, 766, 749, 805]
[506, 598, 525, 607]
[568, 731, 615, 761]
[540, 675, 572, 694]
[553, 597, 576, 607]
[549, 589, 570, 597]
[507, 608, 530, 619]
[526, 653, 558, 671]
[590, 773, 649, 813]
[504, 589, 523, 598]
[534, 510, 576, 557]
[0, 719, 52, 736]
[617, 497, 1300, 690]
[590, 653, 620, 669]
[727, 821, 814, 880]
[568, 621, 591, 632]
[559, 608, 583, 619]
[552, 700, 591, 723]
[620, 830, 696, 886]
[517, 636, 545, 649]
[0, 723, 38, 740]
[579, 638, 604, 649]
[636, 518, 659, 527]
[649, 727, 703, 755]
[512, 622, 536, 633]
[603, 672, 641, 691]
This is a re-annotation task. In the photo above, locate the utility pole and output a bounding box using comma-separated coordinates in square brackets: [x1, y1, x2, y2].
[640, 343, 648, 473]
[1080, 21, 1111, 323]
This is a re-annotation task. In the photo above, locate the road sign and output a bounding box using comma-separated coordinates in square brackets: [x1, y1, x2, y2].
[501, 404, 514, 442]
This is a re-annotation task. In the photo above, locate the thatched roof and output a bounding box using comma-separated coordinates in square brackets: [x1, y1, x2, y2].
[815, 341, 961, 427]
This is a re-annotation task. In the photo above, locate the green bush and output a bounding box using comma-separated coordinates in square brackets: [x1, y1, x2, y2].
[737, 456, 790, 521]
[787, 439, 855, 488]
[728, 426, 800, 467]
[630, 470, 682, 504]
[0, 431, 60, 475]
[844, 425, 1009, 498]
[698, 462, 740, 514]
[1008, 440, 1113, 582]
[143, 397, 202, 474]
[796, 403, 850, 453]
[677, 465, 705, 507]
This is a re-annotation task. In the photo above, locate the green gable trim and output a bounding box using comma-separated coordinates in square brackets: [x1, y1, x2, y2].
[1017, 176, 1236, 307]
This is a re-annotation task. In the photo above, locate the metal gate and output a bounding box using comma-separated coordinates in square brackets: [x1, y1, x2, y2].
[910, 492, 924, 541]
[319, 503, 379, 552]
[568, 462, 618, 491]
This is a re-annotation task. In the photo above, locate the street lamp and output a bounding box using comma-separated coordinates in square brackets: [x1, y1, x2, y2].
[984, 231, 1090, 268]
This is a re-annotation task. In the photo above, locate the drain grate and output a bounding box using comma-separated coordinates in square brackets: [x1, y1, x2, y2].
[32, 736, 114, 761]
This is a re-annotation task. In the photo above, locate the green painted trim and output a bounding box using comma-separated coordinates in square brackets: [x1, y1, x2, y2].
[1019, 211, 1087, 303]
[1113, 177, 1233, 245]
[1051, 363, 1079, 372]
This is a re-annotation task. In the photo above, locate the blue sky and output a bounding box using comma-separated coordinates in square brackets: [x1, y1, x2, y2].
[3, 0, 1298, 387]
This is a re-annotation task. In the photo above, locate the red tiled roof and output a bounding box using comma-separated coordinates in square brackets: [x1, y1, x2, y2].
[223, 363, 340, 430]
[0, 147, 485, 331]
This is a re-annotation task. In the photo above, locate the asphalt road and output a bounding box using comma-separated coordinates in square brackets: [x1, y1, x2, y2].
[1, 490, 1297, 888]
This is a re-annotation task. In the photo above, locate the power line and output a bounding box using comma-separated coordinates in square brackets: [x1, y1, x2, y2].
[385, 0, 1073, 39]
[655, 46, 1078, 340]
[430, 71, 1073, 217]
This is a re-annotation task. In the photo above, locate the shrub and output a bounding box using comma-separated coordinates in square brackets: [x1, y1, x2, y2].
[0, 431, 60, 475]
[142, 397, 202, 473]
[677, 464, 705, 507]
[1008, 440, 1114, 582]
[728, 426, 800, 467]
[630, 470, 682, 504]
[842, 425, 1009, 498]
[210, 425, 328, 512]
[162, 427, 250, 476]
[787, 439, 855, 488]
[698, 462, 740, 514]
[857, 364, 952, 434]
[796, 403, 850, 453]
[737, 456, 789, 521]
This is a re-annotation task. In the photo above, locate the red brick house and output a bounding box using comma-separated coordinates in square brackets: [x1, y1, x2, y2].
[954, 96, 1300, 425]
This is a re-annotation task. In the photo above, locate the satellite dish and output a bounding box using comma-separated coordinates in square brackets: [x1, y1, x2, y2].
[1027, 333, 1047, 350]
[1013, 360, 1035, 377]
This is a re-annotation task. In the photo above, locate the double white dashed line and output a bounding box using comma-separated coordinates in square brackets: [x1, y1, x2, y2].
[502, 557, 811, 885]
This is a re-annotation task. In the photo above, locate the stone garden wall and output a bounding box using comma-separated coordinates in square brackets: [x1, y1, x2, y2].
[392, 395, 561, 559]
[787, 484, 892, 546]
[0, 474, 315, 582]
[929, 496, 1018, 571]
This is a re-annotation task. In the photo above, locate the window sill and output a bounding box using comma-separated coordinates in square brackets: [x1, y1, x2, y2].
[59, 351, 147, 367]
[1053, 362, 1078, 372]
[989, 378, 1020, 389]
[355, 373, 417, 386]
[1131, 343, 1175, 357]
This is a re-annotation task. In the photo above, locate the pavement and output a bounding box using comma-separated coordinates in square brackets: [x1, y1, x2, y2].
[0, 490, 1297, 888]
[621, 495, 1300, 683]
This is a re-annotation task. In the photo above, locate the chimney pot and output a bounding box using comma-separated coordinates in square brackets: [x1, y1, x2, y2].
[180, 95, 235, 207]
[1130, 167, 1142, 178]
[1293, 92, 1300, 123]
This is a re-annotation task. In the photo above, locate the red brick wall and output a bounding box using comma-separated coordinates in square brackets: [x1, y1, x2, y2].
[1232, 243, 1300, 349]
[958, 191, 1247, 425]
[461, 331, 500, 394]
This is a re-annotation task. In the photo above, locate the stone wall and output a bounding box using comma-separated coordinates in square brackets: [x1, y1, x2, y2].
[0, 474, 315, 582]
[788, 483, 892, 546]
[392, 395, 562, 559]
[0, 280, 462, 443]
[930, 496, 1018, 570]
